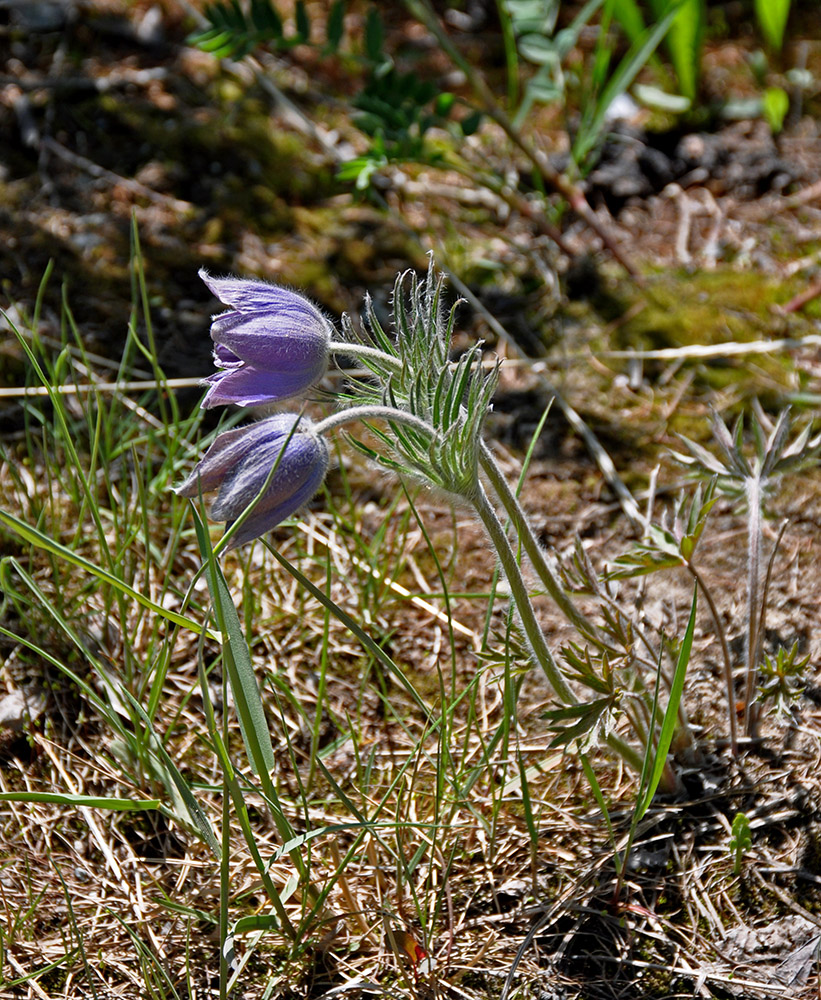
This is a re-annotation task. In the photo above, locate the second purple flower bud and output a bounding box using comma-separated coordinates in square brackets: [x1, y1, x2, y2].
[176, 414, 329, 548]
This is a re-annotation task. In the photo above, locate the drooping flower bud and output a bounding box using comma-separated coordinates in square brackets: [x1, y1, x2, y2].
[176, 414, 328, 547]
[199, 269, 331, 409]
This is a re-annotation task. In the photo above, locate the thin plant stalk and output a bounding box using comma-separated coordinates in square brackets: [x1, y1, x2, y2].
[686, 561, 738, 754]
[318, 391, 652, 776]
[472, 478, 645, 775]
[614, 588, 697, 900]
[219, 756, 231, 1000]
[743, 475, 762, 735]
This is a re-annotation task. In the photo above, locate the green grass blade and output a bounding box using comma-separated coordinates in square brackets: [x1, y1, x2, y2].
[6, 310, 116, 573]
[580, 753, 619, 861]
[610, 0, 647, 39]
[662, 0, 703, 101]
[496, 0, 519, 110]
[265, 543, 433, 718]
[122, 691, 222, 857]
[636, 585, 697, 821]
[755, 0, 791, 51]
[191, 508, 277, 784]
[191, 507, 304, 864]
[0, 792, 161, 810]
[574, 0, 686, 163]
[0, 950, 78, 990]
[195, 656, 295, 936]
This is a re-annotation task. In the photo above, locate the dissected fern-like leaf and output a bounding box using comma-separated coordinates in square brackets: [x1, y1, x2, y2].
[189, 0, 313, 60]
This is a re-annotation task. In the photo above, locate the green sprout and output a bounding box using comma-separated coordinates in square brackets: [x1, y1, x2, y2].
[729, 812, 752, 875]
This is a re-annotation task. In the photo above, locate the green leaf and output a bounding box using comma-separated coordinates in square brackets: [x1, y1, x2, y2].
[522, 75, 562, 106]
[518, 33, 559, 66]
[673, 434, 731, 476]
[557, 0, 604, 55]
[729, 811, 752, 873]
[611, 550, 683, 578]
[251, 0, 282, 35]
[460, 110, 483, 135]
[191, 510, 279, 795]
[610, 0, 647, 41]
[365, 6, 384, 63]
[635, 585, 697, 822]
[122, 691, 222, 857]
[755, 0, 791, 51]
[545, 699, 610, 722]
[435, 91, 455, 116]
[661, 0, 704, 102]
[580, 753, 619, 859]
[573, 0, 688, 164]
[294, 0, 309, 42]
[762, 86, 789, 133]
[189, 0, 287, 58]
[545, 697, 613, 748]
[233, 914, 280, 934]
[506, 0, 558, 35]
[0, 792, 161, 810]
[326, 0, 345, 49]
[632, 82, 691, 111]
[337, 155, 383, 185]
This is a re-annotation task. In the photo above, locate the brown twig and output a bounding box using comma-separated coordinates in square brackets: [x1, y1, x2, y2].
[780, 278, 821, 314]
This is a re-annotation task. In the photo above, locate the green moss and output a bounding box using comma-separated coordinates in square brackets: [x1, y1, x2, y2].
[618, 269, 792, 352]
[57, 90, 331, 259]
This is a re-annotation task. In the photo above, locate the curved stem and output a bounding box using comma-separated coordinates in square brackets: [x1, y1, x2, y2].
[479, 441, 599, 640]
[314, 405, 436, 439]
[328, 342, 649, 773]
[472, 480, 575, 704]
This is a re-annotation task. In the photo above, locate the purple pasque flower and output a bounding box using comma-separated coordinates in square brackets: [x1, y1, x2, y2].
[199, 269, 331, 409]
[176, 414, 328, 547]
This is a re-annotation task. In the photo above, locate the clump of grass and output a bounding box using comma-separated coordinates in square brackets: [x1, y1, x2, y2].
[0, 250, 576, 995]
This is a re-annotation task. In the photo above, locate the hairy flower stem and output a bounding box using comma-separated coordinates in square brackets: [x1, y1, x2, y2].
[478, 442, 600, 641]
[329, 343, 609, 645]
[473, 480, 575, 703]
[328, 341, 403, 369]
[743, 476, 763, 737]
[314, 406, 436, 439]
[473, 481, 648, 774]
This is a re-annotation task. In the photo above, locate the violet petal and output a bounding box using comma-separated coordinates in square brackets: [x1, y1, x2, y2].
[201, 365, 323, 409]
[199, 268, 315, 314]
